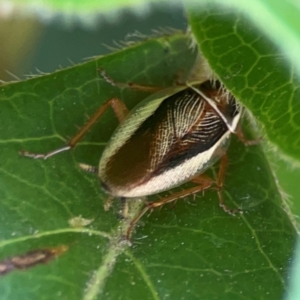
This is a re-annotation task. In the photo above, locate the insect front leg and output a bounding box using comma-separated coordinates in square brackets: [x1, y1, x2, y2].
[99, 68, 182, 92]
[19, 98, 129, 159]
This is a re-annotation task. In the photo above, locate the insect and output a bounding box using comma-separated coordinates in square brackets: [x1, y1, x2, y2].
[20, 72, 251, 239]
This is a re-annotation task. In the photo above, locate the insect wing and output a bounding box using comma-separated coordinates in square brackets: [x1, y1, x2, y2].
[99, 84, 237, 198]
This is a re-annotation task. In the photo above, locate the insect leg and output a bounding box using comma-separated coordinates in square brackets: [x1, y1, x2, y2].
[20, 98, 129, 159]
[78, 163, 98, 174]
[126, 176, 214, 239]
[119, 197, 129, 219]
[103, 196, 114, 212]
[99, 68, 164, 92]
[216, 154, 242, 215]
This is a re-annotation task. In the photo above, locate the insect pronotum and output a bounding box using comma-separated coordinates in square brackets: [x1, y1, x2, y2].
[20, 70, 254, 239]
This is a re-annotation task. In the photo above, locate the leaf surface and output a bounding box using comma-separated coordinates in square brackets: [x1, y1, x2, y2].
[0, 32, 295, 299]
[188, 6, 300, 162]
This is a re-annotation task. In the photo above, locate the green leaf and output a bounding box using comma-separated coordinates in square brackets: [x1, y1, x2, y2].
[188, 5, 300, 299]
[0, 31, 296, 300]
[188, 5, 300, 163]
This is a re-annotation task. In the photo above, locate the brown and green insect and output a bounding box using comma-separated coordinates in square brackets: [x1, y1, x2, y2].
[21, 73, 251, 239]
